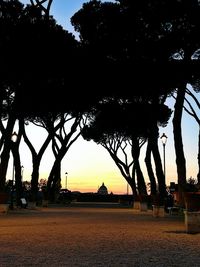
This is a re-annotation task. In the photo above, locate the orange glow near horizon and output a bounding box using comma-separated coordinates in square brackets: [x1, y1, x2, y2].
[6, 95, 199, 195]
[6, 120, 199, 195]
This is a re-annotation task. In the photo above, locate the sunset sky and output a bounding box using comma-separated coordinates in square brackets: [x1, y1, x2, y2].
[10, 0, 200, 194]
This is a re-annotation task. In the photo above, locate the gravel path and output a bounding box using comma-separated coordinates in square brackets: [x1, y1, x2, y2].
[0, 206, 199, 266]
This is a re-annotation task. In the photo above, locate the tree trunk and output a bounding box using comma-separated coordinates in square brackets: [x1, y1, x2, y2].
[12, 143, 23, 206]
[0, 115, 16, 192]
[31, 157, 40, 202]
[47, 145, 68, 198]
[47, 116, 81, 200]
[151, 124, 166, 205]
[197, 128, 200, 184]
[106, 147, 137, 197]
[11, 119, 23, 206]
[145, 138, 157, 196]
[130, 164, 137, 196]
[48, 162, 61, 202]
[22, 120, 52, 202]
[131, 136, 147, 195]
[0, 144, 11, 192]
[172, 87, 187, 206]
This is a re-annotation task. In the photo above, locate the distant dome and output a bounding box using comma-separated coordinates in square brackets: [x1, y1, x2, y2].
[97, 182, 108, 195]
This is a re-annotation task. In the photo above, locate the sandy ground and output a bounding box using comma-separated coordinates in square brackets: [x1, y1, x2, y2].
[0, 205, 200, 267]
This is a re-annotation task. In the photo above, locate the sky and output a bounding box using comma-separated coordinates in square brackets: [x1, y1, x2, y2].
[20, 0, 114, 39]
[8, 0, 200, 194]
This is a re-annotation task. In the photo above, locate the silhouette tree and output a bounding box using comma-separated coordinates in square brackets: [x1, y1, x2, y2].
[72, 0, 173, 204]
[0, 0, 82, 200]
[0, 0, 25, 192]
[181, 88, 200, 184]
[82, 98, 171, 204]
[30, 0, 53, 19]
[159, 0, 200, 205]
[82, 100, 147, 197]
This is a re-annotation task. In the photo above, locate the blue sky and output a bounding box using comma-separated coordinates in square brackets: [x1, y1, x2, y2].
[14, 1, 200, 193]
[20, 0, 114, 38]
[20, 1, 89, 29]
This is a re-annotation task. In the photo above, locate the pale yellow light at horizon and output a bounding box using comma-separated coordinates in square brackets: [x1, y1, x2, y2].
[6, 100, 199, 195]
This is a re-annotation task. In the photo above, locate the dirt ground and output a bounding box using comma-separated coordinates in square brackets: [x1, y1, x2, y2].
[0, 205, 200, 267]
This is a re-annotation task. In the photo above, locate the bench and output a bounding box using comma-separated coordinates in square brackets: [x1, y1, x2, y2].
[167, 206, 180, 215]
[20, 198, 27, 208]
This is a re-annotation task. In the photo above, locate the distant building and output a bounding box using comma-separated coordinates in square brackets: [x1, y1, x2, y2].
[97, 182, 108, 195]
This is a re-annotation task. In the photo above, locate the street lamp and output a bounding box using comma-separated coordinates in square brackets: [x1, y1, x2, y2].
[160, 133, 168, 179]
[10, 131, 18, 209]
[65, 172, 68, 190]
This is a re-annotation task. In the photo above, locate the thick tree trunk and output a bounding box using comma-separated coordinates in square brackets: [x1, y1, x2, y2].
[145, 138, 157, 196]
[172, 87, 187, 206]
[31, 157, 40, 201]
[151, 124, 166, 205]
[129, 179, 137, 197]
[48, 162, 61, 202]
[12, 143, 23, 206]
[130, 164, 137, 196]
[12, 119, 23, 206]
[131, 137, 147, 195]
[0, 144, 11, 192]
[0, 115, 16, 192]
[47, 145, 68, 199]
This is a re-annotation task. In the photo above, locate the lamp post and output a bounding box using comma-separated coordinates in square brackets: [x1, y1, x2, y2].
[10, 131, 18, 209]
[160, 133, 168, 179]
[65, 172, 68, 190]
